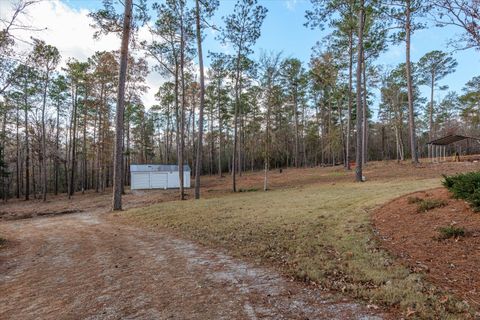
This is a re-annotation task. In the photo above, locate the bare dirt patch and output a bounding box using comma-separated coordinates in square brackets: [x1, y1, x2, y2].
[373, 187, 480, 310]
[0, 212, 384, 320]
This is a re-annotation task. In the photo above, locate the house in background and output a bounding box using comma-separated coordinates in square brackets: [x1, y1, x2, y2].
[130, 164, 191, 190]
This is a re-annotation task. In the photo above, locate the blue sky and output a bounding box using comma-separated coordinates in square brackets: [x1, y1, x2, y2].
[62, 0, 480, 113]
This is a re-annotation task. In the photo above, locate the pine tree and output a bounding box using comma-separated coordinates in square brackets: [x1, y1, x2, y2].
[417, 50, 457, 140]
[220, 0, 267, 192]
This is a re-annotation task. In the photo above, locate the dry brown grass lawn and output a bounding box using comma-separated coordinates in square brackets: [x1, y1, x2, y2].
[120, 169, 477, 319]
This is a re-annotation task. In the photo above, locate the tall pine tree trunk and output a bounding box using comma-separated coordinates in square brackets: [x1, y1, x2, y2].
[126, 117, 131, 186]
[179, 1, 186, 200]
[355, 0, 364, 182]
[55, 101, 60, 195]
[218, 81, 223, 177]
[264, 84, 271, 191]
[194, 0, 205, 199]
[16, 105, 20, 198]
[302, 102, 307, 167]
[112, 0, 132, 210]
[41, 72, 49, 201]
[293, 86, 300, 168]
[429, 71, 435, 141]
[82, 93, 88, 194]
[66, 108, 72, 196]
[69, 89, 78, 197]
[405, 0, 418, 164]
[24, 91, 30, 200]
[209, 105, 214, 175]
[346, 26, 353, 170]
[92, 96, 98, 191]
[232, 54, 241, 192]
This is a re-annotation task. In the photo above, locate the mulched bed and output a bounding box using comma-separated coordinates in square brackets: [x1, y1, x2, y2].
[373, 187, 480, 309]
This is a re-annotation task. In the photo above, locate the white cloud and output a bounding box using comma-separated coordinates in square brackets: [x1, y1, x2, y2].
[6, 1, 118, 64]
[284, 0, 299, 11]
[3, 0, 164, 108]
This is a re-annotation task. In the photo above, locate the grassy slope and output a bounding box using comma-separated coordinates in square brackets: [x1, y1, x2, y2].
[122, 177, 470, 318]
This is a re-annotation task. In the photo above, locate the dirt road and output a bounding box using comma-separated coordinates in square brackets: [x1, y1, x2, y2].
[0, 212, 385, 320]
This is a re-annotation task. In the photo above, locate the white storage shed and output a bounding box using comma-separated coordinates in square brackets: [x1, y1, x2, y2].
[130, 164, 191, 190]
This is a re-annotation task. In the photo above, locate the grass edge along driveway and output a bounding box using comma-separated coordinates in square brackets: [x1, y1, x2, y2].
[121, 178, 472, 319]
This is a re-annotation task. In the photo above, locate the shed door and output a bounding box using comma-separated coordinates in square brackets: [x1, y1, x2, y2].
[150, 172, 168, 189]
[132, 172, 150, 190]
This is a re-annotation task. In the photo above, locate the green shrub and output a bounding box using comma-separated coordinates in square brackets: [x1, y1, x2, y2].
[417, 199, 448, 212]
[438, 226, 466, 239]
[468, 188, 480, 212]
[442, 171, 480, 211]
[442, 174, 456, 189]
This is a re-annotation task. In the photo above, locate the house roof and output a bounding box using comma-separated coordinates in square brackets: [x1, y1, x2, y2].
[130, 164, 191, 172]
[427, 134, 480, 146]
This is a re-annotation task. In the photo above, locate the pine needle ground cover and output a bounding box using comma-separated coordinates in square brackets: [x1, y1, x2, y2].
[121, 177, 472, 318]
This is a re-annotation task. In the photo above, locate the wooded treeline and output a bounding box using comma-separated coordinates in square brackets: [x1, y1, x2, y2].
[0, 0, 479, 201]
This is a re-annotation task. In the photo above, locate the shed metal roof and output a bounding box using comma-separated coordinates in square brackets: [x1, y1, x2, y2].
[427, 135, 480, 146]
[130, 164, 191, 172]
